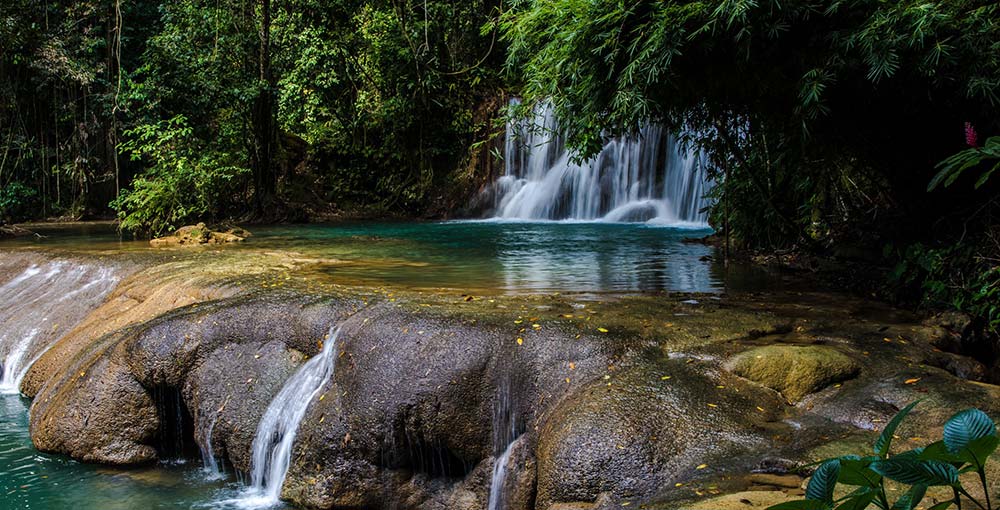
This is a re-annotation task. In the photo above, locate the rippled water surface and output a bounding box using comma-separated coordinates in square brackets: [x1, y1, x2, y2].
[4, 221, 721, 293]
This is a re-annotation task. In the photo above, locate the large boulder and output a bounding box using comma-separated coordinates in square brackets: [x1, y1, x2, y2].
[725, 345, 860, 402]
[29, 294, 358, 465]
[149, 223, 250, 247]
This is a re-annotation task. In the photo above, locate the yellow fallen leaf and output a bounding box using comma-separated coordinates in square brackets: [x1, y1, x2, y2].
[675, 482, 684, 487]
[568, 362, 576, 370]
[904, 378, 921, 385]
[597, 327, 609, 333]
[661, 375, 671, 380]
[706, 403, 717, 408]
[756, 406, 765, 412]
[516, 338, 523, 346]
[696, 464, 708, 470]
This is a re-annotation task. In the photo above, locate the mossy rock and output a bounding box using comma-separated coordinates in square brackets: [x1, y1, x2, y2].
[725, 345, 860, 402]
[149, 222, 248, 247]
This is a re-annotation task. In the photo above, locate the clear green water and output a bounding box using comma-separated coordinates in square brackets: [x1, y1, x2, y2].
[0, 394, 267, 510]
[7, 221, 721, 293]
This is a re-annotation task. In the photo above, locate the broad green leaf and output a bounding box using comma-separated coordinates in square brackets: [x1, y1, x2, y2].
[807, 460, 842, 503]
[919, 441, 963, 464]
[838, 458, 881, 487]
[875, 401, 920, 458]
[870, 458, 958, 486]
[957, 435, 999, 469]
[890, 484, 926, 510]
[836, 490, 876, 510]
[974, 161, 999, 189]
[943, 409, 996, 454]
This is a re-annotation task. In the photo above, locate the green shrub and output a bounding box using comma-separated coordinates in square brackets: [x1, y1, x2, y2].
[769, 402, 998, 510]
[0, 182, 39, 223]
[110, 115, 248, 237]
[889, 243, 1000, 337]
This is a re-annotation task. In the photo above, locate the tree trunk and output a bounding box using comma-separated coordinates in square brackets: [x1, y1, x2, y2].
[251, 0, 277, 214]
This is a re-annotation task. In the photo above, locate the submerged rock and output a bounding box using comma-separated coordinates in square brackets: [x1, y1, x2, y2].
[149, 223, 250, 247]
[725, 345, 860, 402]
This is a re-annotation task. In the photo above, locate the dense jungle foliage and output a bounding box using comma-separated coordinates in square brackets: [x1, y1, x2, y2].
[0, 1, 998, 333]
[0, 0, 504, 230]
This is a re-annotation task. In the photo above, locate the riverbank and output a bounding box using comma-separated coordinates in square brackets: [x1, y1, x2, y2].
[1, 223, 998, 509]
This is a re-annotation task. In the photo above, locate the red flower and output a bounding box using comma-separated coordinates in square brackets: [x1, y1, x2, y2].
[965, 122, 979, 148]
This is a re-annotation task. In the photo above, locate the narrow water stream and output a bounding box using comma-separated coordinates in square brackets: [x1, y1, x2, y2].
[236, 327, 340, 508]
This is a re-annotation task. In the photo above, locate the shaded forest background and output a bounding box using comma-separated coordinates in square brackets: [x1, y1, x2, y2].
[0, 0, 506, 231]
[1, 1, 999, 337]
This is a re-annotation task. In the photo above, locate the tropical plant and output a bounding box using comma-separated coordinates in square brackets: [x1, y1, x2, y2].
[110, 115, 248, 236]
[929, 134, 1000, 191]
[768, 402, 999, 510]
[0, 182, 38, 223]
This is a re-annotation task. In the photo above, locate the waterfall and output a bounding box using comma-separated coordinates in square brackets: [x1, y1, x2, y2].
[243, 327, 340, 506]
[200, 410, 224, 479]
[487, 377, 520, 510]
[487, 101, 711, 225]
[0, 261, 118, 394]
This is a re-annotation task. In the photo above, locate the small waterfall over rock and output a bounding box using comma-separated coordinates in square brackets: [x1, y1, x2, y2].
[487, 376, 521, 510]
[243, 327, 340, 506]
[0, 261, 118, 394]
[200, 411, 225, 479]
[485, 101, 711, 225]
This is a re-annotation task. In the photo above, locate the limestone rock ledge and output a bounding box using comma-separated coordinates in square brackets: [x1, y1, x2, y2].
[16, 259, 1000, 510]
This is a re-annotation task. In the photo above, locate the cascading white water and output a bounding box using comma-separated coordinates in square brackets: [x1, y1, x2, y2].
[487, 440, 516, 510]
[487, 377, 520, 510]
[200, 411, 225, 480]
[489, 101, 711, 225]
[241, 327, 340, 507]
[0, 261, 118, 394]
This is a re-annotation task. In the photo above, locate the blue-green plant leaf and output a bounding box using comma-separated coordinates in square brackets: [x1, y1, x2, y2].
[835, 490, 876, 510]
[807, 460, 842, 503]
[957, 435, 999, 470]
[838, 458, 880, 487]
[870, 458, 958, 486]
[943, 409, 996, 454]
[919, 441, 963, 464]
[875, 401, 920, 458]
[890, 484, 927, 510]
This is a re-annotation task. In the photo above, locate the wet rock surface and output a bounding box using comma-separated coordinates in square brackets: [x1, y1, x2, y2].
[5, 251, 1000, 510]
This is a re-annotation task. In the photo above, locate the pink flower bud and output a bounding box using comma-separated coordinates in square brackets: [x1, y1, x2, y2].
[965, 122, 979, 148]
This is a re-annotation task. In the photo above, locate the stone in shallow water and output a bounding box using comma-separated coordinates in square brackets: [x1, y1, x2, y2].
[725, 345, 860, 402]
[149, 223, 249, 247]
